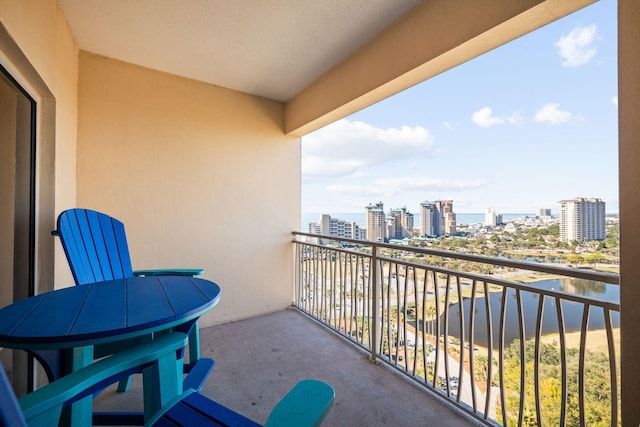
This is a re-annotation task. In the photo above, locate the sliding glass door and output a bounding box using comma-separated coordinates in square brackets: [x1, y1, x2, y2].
[0, 64, 36, 395]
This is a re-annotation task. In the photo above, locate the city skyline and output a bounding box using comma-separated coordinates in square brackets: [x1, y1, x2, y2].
[301, 0, 618, 215]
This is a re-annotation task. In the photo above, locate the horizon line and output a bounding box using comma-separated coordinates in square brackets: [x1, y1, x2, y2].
[302, 211, 621, 216]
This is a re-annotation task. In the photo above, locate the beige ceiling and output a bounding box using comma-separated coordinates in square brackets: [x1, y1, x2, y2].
[59, 0, 422, 102]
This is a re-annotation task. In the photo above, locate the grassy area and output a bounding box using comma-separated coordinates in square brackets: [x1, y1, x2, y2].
[508, 272, 564, 283]
[461, 327, 621, 372]
[597, 265, 620, 274]
[540, 327, 620, 355]
[497, 264, 619, 284]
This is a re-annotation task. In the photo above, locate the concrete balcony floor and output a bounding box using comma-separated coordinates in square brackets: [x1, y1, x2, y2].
[95, 309, 481, 426]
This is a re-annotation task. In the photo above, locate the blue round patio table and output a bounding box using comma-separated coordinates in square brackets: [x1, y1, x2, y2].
[0, 275, 220, 348]
[0, 275, 221, 426]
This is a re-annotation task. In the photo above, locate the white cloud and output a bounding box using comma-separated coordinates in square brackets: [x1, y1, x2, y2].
[302, 157, 367, 178]
[326, 185, 385, 198]
[373, 176, 486, 192]
[302, 119, 436, 178]
[555, 25, 597, 67]
[611, 96, 618, 105]
[471, 107, 525, 128]
[321, 176, 487, 206]
[534, 103, 573, 124]
[471, 107, 504, 127]
[506, 111, 525, 125]
[443, 121, 460, 131]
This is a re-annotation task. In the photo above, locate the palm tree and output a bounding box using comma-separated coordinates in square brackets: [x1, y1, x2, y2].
[425, 304, 437, 337]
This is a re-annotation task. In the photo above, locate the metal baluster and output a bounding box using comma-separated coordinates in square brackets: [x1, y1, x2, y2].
[469, 279, 478, 413]
[433, 270, 441, 390]
[443, 274, 451, 397]
[499, 289, 508, 427]
[578, 304, 590, 426]
[456, 274, 464, 403]
[534, 294, 545, 426]
[484, 280, 494, 421]
[556, 297, 567, 427]
[516, 289, 525, 427]
[605, 307, 618, 425]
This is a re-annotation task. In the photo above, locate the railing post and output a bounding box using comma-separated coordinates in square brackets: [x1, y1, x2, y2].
[370, 243, 381, 363]
[293, 238, 300, 306]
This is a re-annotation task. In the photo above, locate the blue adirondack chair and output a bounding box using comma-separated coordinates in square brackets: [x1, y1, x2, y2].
[1, 333, 190, 427]
[52, 208, 206, 389]
[53, 208, 205, 286]
[1, 333, 335, 427]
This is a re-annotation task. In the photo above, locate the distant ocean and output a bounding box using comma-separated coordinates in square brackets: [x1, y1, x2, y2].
[301, 212, 536, 228]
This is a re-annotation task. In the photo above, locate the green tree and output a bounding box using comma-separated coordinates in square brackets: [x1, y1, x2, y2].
[567, 254, 584, 265]
[546, 224, 560, 237]
[585, 252, 606, 269]
[499, 339, 615, 427]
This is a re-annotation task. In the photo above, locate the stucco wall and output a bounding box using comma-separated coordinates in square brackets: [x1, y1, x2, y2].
[76, 52, 299, 326]
[0, 1, 58, 87]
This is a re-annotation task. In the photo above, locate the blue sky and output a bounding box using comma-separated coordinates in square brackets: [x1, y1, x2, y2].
[301, 0, 618, 216]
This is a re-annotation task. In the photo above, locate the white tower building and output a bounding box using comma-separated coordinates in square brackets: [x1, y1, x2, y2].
[366, 202, 385, 242]
[559, 197, 606, 241]
[485, 208, 502, 227]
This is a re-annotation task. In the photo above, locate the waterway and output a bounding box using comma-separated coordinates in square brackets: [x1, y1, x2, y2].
[443, 278, 620, 348]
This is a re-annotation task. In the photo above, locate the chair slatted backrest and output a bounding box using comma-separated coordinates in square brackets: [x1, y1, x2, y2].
[57, 209, 134, 285]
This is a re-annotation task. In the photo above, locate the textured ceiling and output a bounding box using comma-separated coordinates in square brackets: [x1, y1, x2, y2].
[59, 0, 421, 102]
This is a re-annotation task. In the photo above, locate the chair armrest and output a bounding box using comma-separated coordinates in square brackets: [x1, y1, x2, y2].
[182, 358, 215, 391]
[145, 380, 334, 427]
[265, 380, 335, 427]
[133, 268, 204, 277]
[19, 333, 188, 427]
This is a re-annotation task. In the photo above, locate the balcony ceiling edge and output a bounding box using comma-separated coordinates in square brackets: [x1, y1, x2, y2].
[283, 0, 596, 138]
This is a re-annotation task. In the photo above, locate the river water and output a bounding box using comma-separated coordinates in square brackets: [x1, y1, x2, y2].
[443, 278, 620, 348]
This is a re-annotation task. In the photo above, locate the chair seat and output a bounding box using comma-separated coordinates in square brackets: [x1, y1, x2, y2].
[148, 379, 334, 427]
[154, 392, 262, 427]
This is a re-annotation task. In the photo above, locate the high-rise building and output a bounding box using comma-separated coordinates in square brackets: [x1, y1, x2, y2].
[405, 211, 415, 237]
[537, 208, 552, 218]
[350, 222, 367, 241]
[441, 200, 456, 236]
[388, 206, 414, 239]
[485, 208, 503, 227]
[385, 215, 397, 240]
[420, 200, 455, 237]
[308, 214, 366, 240]
[420, 201, 437, 237]
[366, 202, 385, 242]
[559, 197, 606, 241]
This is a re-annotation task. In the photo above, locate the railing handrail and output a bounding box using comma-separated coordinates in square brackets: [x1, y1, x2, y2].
[292, 231, 620, 285]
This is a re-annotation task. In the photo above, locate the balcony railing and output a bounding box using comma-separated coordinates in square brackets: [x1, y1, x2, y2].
[292, 231, 620, 426]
